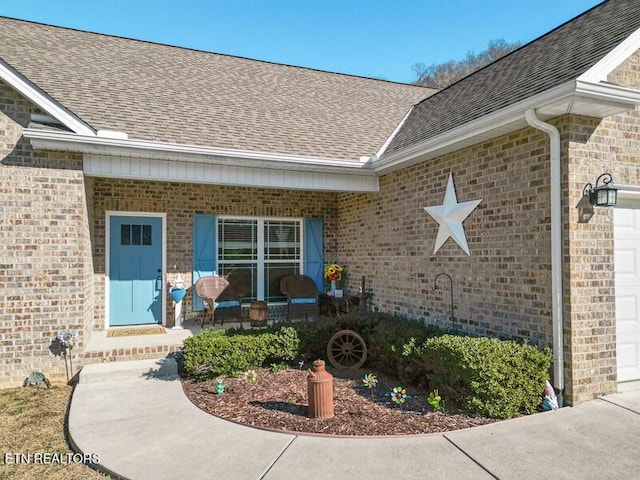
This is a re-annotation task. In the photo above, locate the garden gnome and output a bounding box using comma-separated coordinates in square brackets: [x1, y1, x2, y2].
[542, 380, 558, 411]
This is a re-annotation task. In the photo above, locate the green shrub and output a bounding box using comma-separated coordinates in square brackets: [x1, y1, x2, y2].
[349, 313, 441, 373]
[289, 312, 441, 370]
[182, 326, 299, 379]
[290, 316, 340, 360]
[269, 362, 291, 373]
[410, 334, 552, 419]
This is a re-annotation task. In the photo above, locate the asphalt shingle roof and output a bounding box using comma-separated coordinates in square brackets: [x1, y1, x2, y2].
[384, 0, 640, 158]
[0, 17, 433, 161]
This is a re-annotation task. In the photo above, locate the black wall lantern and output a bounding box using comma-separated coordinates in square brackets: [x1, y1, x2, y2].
[583, 173, 618, 207]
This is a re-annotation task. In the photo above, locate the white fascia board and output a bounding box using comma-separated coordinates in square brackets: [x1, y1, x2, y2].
[574, 79, 640, 106]
[0, 59, 95, 136]
[374, 79, 640, 175]
[579, 27, 640, 83]
[373, 81, 576, 174]
[22, 128, 376, 176]
[376, 106, 415, 159]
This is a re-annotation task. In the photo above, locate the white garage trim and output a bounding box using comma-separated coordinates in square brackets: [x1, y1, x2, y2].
[615, 191, 640, 384]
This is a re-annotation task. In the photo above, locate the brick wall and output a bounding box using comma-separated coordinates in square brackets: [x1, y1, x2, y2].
[0, 81, 93, 387]
[91, 178, 338, 329]
[560, 115, 617, 404]
[2, 49, 639, 401]
[560, 49, 640, 403]
[337, 126, 554, 348]
[335, 51, 640, 405]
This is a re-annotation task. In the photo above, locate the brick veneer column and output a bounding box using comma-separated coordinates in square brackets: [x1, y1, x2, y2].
[0, 81, 94, 386]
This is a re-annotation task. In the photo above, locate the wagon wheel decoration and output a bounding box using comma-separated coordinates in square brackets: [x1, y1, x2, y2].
[326, 329, 367, 369]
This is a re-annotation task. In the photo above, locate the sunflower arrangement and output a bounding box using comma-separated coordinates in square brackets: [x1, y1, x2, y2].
[324, 264, 343, 282]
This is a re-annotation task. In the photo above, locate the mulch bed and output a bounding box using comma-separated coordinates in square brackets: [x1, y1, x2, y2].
[181, 367, 496, 436]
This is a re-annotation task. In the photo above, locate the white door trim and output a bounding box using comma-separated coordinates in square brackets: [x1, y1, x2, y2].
[105, 211, 167, 328]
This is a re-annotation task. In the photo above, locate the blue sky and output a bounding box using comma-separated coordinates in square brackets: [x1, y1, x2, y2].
[1, 0, 603, 83]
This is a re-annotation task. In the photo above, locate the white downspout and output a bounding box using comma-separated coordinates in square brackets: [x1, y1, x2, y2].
[525, 109, 564, 406]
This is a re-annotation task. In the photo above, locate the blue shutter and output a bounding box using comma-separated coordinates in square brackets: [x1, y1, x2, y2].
[304, 217, 324, 292]
[193, 214, 217, 311]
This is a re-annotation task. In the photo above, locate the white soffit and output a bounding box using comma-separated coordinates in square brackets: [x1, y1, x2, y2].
[83, 154, 379, 192]
[0, 59, 95, 136]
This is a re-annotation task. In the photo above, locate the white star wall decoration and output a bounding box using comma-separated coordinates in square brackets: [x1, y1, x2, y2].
[423, 173, 482, 256]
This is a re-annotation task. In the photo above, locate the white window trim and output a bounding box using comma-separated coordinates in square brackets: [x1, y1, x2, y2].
[217, 215, 304, 302]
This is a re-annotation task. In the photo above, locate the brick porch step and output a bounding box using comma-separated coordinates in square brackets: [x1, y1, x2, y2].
[81, 324, 203, 366]
[80, 319, 265, 368]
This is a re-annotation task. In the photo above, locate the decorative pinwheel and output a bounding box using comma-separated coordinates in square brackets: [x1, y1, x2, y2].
[57, 329, 78, 383]
[363, 373, 378, 389]
[363, 373, 378, 400]
[242, 369, 258, 384]
[391, 386, 407, 405]
[58, 329, 78, 350]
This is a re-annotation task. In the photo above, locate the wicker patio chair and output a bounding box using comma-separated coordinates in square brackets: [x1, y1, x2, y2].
[195, 276, 230, 328]
[214, 269, 250, 325]
[280, 274, 319, 321]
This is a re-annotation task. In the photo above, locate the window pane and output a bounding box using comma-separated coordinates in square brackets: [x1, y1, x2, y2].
[131, 224, 141, 245]
[142, 225, 152, 245]
[120, 224, 131, 245]
[265, 263, 299, 302]
[265, 221, 300, 260]
[218, 219, 257, 260]
[218, 264, 257, 302]
[217, 218, 304, 302]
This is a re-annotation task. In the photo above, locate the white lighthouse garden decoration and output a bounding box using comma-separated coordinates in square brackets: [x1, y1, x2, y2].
[169, 277, 187, 329]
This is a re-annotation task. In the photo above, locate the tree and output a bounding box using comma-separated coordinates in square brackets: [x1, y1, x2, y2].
[412, 39, 521, 89]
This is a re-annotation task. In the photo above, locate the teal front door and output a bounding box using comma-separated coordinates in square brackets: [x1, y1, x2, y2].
[109, 215, 163, 326]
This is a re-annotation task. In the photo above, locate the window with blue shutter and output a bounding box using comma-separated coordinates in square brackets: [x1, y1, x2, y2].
[194, 215, 323, 305]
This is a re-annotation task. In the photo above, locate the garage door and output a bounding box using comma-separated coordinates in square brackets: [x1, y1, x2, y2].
[615, 197, 640, 382]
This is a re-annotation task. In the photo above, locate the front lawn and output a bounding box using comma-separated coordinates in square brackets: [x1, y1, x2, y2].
[0, 384, 106, 480]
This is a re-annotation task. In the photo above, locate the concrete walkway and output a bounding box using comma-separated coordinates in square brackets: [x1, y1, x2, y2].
[69, 358, 640, 480]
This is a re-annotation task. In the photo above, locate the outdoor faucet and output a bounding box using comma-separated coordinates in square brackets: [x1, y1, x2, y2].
[433, 273, 455, 328]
